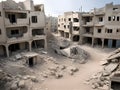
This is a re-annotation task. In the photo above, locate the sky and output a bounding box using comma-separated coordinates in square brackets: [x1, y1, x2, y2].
[1, 0, 120, 16]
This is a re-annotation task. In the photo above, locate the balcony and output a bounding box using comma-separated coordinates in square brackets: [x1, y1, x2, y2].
[7, 33, 29, 44]
[82, 32, 93, 37]
[5, 18, 29, 27]
[73, 22, 79, 26]
[72, 30, 79, 35]
[83, 22, 94, 27]
[32, 29, 46, 40]
[95, 22, 104, 27]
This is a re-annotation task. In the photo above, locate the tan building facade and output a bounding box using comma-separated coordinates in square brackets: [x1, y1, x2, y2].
[58, 12, 81, 42]
[0, 0, 47, 57]
[46, 16, 58, 33]
[58, 3, 120, 48]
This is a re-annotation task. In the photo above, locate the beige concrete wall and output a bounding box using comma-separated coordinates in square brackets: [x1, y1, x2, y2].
[0, 3, 7, 43]
[30, 11, 46, 28]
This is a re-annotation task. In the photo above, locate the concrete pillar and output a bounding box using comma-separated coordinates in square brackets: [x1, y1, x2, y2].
[5, 44, 9, 57]
[92, 37, 94, 47]
[102, 39, 104, 48]
[44, 38, 47, 51]
[29, 41, 32, 51]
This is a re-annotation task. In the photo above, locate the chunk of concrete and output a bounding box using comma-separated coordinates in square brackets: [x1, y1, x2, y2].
[18, 80, 25, 88]
[11, 83, 18, 90]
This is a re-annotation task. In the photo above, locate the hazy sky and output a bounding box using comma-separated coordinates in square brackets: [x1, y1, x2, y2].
[1, 0, 120, 16]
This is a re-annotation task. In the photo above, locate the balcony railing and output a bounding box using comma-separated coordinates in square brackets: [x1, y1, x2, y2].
[5, 18, 29, 26]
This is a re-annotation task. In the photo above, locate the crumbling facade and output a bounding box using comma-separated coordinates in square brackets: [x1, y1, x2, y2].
[0, 0, 47, 57]
[81, 2, 120, 48]
[46, 16, 58, 33]
[58, 3, 120, 48]
[58, 12, 81, 42]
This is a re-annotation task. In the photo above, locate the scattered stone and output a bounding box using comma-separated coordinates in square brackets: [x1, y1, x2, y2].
[30, 76, 38, 82]
[55, 73, 63, 79]
[68, 66, 79, 72]
[100, 60, 108, 65]
[11, 83, 18, 90]
[18, 80, 25, 88]
[15, 54, 22, 60]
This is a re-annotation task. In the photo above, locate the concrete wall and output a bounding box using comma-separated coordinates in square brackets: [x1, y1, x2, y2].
[30, 11, 46, 28]
[0, 3, 7, 43]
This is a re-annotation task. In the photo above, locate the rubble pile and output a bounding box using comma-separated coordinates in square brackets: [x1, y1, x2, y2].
[0, 69, 13, 90]
[87, 48, 120, 90]
[41, 64, 79, 79]
[53, 45, 88, 63]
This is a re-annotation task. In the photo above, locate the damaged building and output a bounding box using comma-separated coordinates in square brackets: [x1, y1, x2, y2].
[58, 3, 120, 48]
[58, 12, 81, 43]
[0, 0, 47, 57]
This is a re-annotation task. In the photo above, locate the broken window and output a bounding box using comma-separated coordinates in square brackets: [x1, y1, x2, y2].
[107, 29, 113, 33]
[73, 18, 79, 22]
[64, 25, 66, 29]
[11, 29, 19, 35]
[108, 16, 111, 21]
[32, 29, 44, 36]
[117, 16, 119, 21]
[99, 17, 103, 22]
[113, 8, 118, 11]
[8, 14, 16, 23]
[68, 18, 71, 21]
[32, 16, 37, 23]
[116, 29, 120, 33]
[73, 27, 79, 31]
[98, 29, 101, 33]
[113, 16, 115, 21]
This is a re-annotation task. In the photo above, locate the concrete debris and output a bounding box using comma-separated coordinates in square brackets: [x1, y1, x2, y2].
[10, 82, 18, 90]
[54, 45, 88, 62]
[18, 80, 25, 88]
[15, 54, 22, 60]
[55, 72, 63, 79]
[30, 76, 38, 82]
[89, 48, 120, 90]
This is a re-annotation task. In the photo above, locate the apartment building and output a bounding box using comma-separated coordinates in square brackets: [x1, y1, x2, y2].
[81, 2, 120, 48]
[46, 16, 58, 33]
[58, 3, 120, 48]
[0, 0, 47, 57]
[58, 12, 81, 42]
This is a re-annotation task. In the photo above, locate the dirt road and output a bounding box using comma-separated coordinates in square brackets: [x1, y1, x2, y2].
[40, 45, 114, 90]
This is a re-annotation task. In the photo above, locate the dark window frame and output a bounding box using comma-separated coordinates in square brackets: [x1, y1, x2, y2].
[32, 16, 37, 23]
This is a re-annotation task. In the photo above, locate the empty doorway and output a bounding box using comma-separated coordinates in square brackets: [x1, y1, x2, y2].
[29, 57, 34, 67]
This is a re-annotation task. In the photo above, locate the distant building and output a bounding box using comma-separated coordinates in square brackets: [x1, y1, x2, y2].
[0, 0, 47, 57]
[46, 16, 58, 33]
[58, 3, 120, 48]
[58, 12, 81, 42]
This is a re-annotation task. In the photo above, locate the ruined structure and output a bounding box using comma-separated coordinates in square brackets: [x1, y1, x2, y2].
[58, 3, 120, 48]
[46, 16, 58, 33]
[58, 12, 81, 42]
[0, 0, 47, 57]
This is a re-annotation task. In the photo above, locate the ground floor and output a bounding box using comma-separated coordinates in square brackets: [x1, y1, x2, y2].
[0, 39, 47, 57]
[58, 30, 80, 42]
[82, 36, 120, 48]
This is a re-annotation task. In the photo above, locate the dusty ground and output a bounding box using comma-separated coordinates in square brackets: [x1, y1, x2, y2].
[0, 33, 115, 90]
[39, 43, 114, 90]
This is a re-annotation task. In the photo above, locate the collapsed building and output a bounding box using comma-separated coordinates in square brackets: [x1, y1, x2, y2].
[0, 0, 47, 57]
[58, 2, 120, 48]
